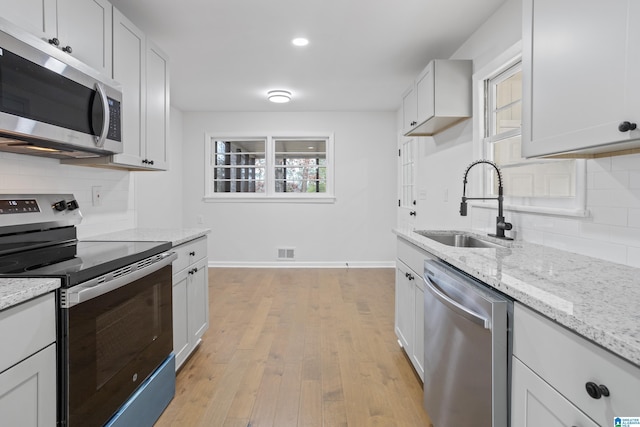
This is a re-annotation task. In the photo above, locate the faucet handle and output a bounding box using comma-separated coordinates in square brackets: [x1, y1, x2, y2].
[498, 221, 512, 231]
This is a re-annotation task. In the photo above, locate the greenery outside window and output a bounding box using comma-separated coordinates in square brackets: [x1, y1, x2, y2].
[205, 133, 334, 202]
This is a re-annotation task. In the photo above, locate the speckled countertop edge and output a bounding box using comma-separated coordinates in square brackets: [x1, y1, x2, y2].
[87, 228, 211, 247]
[394, 227, 640, 368]
[0, 278, 60, 311]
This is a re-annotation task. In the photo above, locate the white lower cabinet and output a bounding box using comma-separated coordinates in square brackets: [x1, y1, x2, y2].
[0, 344, 56, 427]
[512, 303, 640, 426]
[172, 237, 209, 370]
[512, 357, 598, 427]
[395, 237, 432, 382]
[0, 292, 56, 427]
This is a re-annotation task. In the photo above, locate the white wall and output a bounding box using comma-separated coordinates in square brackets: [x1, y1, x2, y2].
[135, 106, 184, 228]
[0, 108, 184, 237]
[181, 111, 397, 267]
[0, 151, 136, 238]
[404, 0, 640, 268]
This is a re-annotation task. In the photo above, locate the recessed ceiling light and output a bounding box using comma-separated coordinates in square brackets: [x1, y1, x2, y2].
[267, 90, 292, 103]
[292, 38, 309, 47]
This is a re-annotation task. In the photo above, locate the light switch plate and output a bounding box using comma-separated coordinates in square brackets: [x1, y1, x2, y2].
[92, 186, 102, 206]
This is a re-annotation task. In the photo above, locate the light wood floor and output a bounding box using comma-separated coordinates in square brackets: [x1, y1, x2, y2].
[156, 268, 431, 427]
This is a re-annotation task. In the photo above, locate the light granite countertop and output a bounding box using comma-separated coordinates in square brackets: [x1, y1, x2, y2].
[0, 278, 60, 311]
[88, 227, 211, 247]
[394, 227, 640, 368]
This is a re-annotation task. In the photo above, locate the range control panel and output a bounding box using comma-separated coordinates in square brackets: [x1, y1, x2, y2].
[0, 198, 40, 215]
[0, 194, 82, 231]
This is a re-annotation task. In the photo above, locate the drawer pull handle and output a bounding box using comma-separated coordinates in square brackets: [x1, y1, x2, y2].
[585, 382, 610, 399]
[189, 251, 196, 256]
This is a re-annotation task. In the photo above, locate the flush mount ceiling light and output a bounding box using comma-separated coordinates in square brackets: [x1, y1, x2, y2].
[267, 90, 292, 103]
[292, 37, 309, 47]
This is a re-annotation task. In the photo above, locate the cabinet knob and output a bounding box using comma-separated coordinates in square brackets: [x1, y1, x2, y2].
[585, 382, 610, 399]
[189, 251, 196, 256]
[48, 38, 60, 46]
[409, 210, 417, 216]
[618, 121, 637, 132]
[62, 45, 73, 54]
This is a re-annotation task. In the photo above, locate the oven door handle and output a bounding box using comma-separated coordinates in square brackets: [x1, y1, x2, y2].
[61, 251, 177, 308]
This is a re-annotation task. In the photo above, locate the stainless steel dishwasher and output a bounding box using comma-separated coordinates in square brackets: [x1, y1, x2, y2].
[423, 259, 512, 427]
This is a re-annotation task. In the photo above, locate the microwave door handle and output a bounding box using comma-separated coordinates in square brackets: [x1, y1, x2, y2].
[94, 82, 109, 148]
[423, 274, 491, 329]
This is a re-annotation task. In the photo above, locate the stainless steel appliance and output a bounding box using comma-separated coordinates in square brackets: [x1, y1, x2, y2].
[423, 259, 512, 427]
[0, 194, 176, 427]
[0, 18, 123, 159]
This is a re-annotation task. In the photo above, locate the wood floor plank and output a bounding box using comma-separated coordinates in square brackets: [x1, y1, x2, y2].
[156, 267, 431, 427]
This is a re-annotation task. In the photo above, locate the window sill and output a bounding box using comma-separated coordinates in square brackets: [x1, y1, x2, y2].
[203, 195, 336, 204]
[470, 201, 589, 218]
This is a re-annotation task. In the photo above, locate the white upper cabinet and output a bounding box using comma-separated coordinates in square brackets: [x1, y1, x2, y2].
[57, 0, 113, 75]
[0, 0, 112, 75]
[108, 9, 169, 171]
[403, 59, 472, 137]
[112, 8, 146, 167]
[144, 39, 170, 170]
[0, 0, 56, 40]
[522, 0, 640, 157]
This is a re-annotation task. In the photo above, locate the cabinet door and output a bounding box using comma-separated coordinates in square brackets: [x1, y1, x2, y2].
[401, 85, 417, 135]
[512, 357, 598, 427]
[0, 344, 56, 427]
[56, 0, 112, 75]
[172, 270, 189, 370]
[412, 278, 424, 382]
[112, 8, 146, 166]
[188, 258, 209, 344]
[415, 62, 435, 124]
[522, 0, 639, 157]
[145, 39, 170, 170]
[394, 261, 414, 353]
[0, 0, 56, 41]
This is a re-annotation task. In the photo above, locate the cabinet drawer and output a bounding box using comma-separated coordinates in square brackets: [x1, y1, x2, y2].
[173, 237, 207, 273]
[513, 303, 640, 425]
[0, 293, 55, 373]
[397, 238, 435, 276]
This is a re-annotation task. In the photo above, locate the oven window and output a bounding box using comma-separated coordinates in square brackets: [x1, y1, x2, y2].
[95, 283, 162, 389]
[66, 265, 173, 427]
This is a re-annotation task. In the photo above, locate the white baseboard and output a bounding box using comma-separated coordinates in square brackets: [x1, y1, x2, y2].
[207, 260, 395, 269]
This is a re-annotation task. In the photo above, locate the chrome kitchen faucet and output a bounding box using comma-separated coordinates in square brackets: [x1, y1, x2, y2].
[459, 159, 513, 240]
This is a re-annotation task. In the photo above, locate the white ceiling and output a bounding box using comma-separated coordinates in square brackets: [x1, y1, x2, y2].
[109, 0, 507, 112]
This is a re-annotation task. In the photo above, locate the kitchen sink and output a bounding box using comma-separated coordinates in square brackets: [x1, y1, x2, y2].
[415, 230, 507, 249]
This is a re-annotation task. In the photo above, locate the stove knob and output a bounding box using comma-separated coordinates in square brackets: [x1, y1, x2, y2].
[52, 200, 67, 211]
[66, 200, 79, 210]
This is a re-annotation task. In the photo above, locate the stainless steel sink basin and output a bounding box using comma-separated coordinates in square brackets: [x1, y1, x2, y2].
[415, 231, 507, 249]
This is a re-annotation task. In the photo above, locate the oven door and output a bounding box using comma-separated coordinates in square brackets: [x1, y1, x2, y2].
[59, 253, 175, 427]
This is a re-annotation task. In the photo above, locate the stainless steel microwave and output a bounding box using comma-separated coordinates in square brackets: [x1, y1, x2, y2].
[0, 19, 123, 159]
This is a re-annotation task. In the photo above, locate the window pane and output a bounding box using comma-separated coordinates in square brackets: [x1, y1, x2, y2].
[212, 139, 266, 193]
[486, 64, 575, 200]
[274, 138, 328, 193]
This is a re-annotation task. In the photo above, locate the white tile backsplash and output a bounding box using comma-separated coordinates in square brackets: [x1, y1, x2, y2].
[472, 153, 640, 267]
[0, 152, 136, 239]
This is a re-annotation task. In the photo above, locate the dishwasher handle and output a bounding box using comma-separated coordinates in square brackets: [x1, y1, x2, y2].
[423, 270, 491, 330]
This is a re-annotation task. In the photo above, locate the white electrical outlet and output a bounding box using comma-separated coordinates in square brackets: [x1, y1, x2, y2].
[196, 215, 204, 224]
[92, 186, 102, 206]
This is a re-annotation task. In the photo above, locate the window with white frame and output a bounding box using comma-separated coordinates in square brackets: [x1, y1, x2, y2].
[205, 133, 334, 201]
[480, 55, 585, 213]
